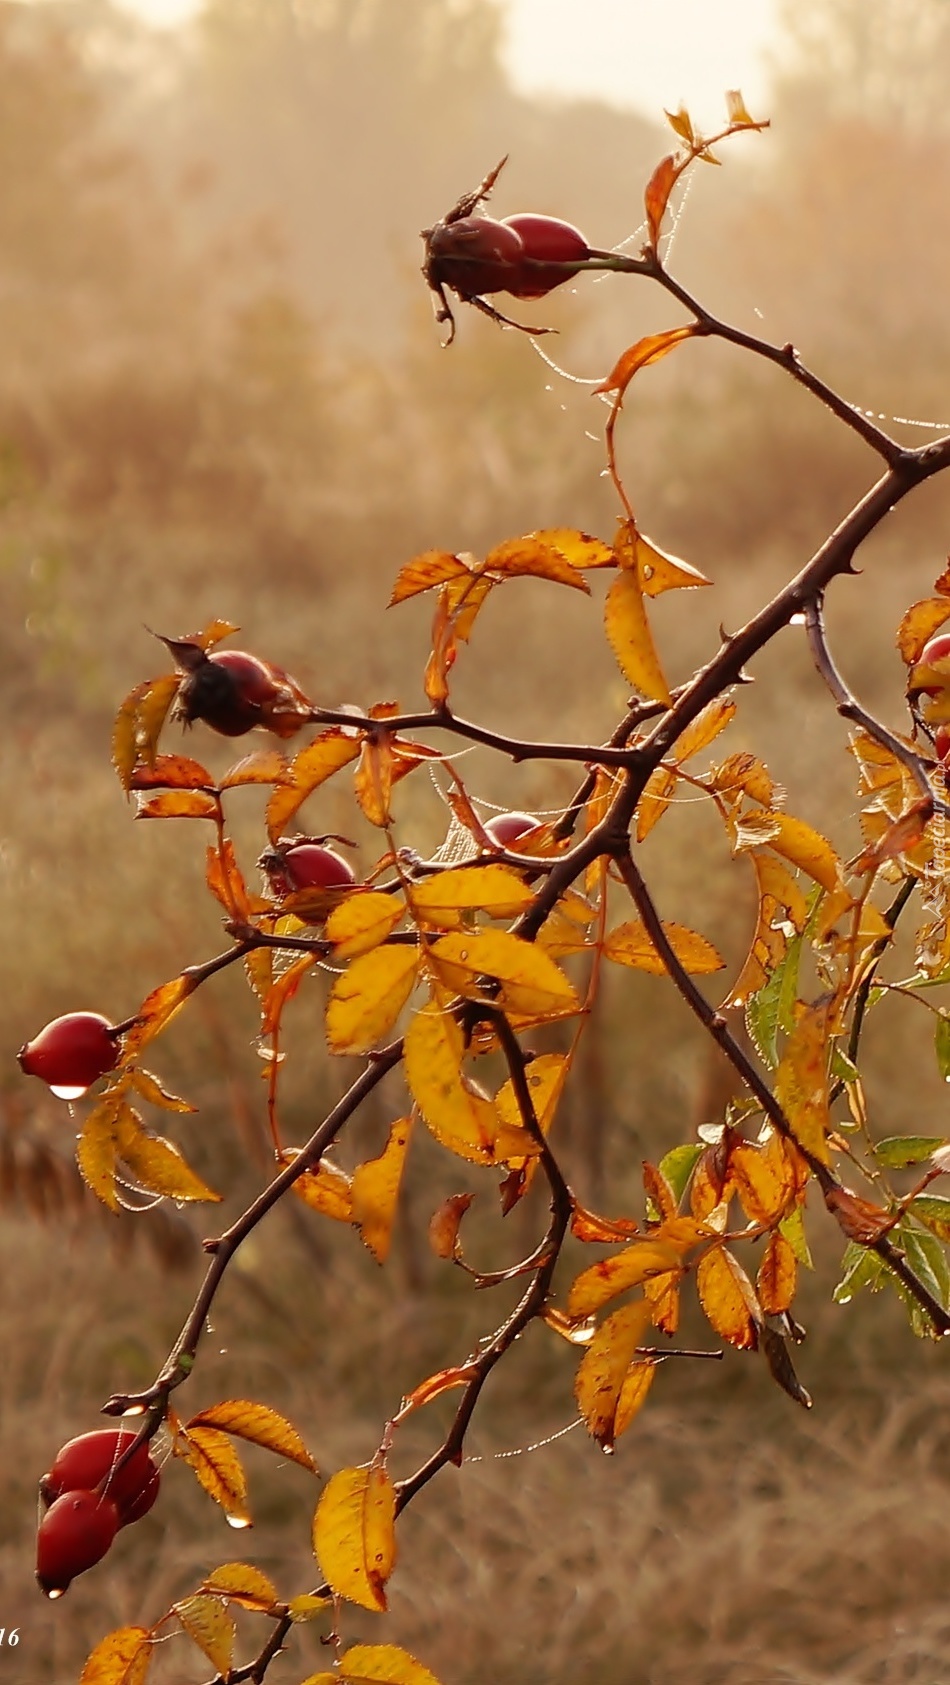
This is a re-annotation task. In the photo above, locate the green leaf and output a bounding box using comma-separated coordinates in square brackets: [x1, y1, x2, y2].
[898, 1220, 950, 1310]
[779, 1204, 813, 1270]
[874, 1135, 948, 1169]
[832, 1241, 885, 1304]
[830, 1046, 860, 1085]
[745, 932, 802, 1069]
[657, 1142, 703, 1208]
[909, 1194, 950, 1242]
[936, 1014, 950, 1082]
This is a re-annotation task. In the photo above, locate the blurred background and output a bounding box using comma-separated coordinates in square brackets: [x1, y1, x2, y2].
[5, 0, 950, 1679]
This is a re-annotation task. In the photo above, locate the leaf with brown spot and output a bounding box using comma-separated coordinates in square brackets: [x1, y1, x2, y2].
[696, 1246, 761, 1349]
[428, 1191, 475, 1259]
[567, 1236, 692, 1317]
[312, 1463, 396, 1613]
[429, 930, 579, 1019]
[634, 528, 711, 595]
[529, 527, 616, 570]
[823, 1185, 894, 1244]
[570, 1203, 640, 1244]
[352, 1116, 414, 1264]
[574, 1298, 653, 1449]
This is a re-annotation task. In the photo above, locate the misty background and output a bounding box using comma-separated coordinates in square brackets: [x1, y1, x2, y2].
[4, 2, 950, 1680]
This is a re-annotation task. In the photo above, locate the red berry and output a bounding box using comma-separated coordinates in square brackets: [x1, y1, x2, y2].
[424, 215, 525, 300]
[934, 725, 950, 763]
[260, 840, 357, 923]
[483, 811, 541, 850]
[920, 633, 950, 667]
[170, 644, 311, 740]
[42, 1430, 160, 1528]
[36, 1490, 120, 1597]
[501, 213, 589, 299]
[18, 1012, 119, 1098]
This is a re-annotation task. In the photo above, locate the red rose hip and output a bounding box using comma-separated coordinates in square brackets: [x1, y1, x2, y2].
[423, 214, 524, 299]
[483, 811, 541, 850]
[501, 213, 590, 299]
[36, 1490, 120, 1597]
[42, 1429, 160, 1527]
[18, 1012, 119, 1099]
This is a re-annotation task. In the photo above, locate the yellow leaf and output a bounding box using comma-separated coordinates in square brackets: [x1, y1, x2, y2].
[188, 1401, 318, 1472]
[574, 1298, 653, 1449]
[219, 749, 288, 789]
[482, 534, 591, 594]
[896, 598, 950, 665]
[672, 697, 737, 762]
[135, 790, 220, 821]
[774, 1001, 833, 1166]
[288, 1594, 333, 1622]
[528, 527, 616, 570]
[352, 1116, 415, 1264]
[261, 952, 318, 1035]
[410, 865, 534, 927]
[428, 930, 579, 1018]
[614, 1360, 658, 1436]
[299, 1675, 337, 1685]
[594, 326, 696, 399]
[112, 673, 181, 791]
[121, 975, 196, 1060]
[389, 550, 473, 606]
[404, 1006, 499, 1164]
[737, 812, 844, 895]
[636, 767, 677, 842]
[696, 1247, 761, 1349]
[567, 1238, 690, 1317]
[604, 569, 672, 704]
[173, 1595, 235, 1677]
[340, 1641, 444, 1685]
[327, 892, 405, 959]
[200, 1562, 280, 1612]
[495, 1052, 568, 1171]
[326, 947, 419, 1054]
[80, 1627, 152, 1685]
[710, 753, 777, 808]
[730, 1140, 791, 1227]
[265, 729, 361, 842]
[174, 1424, 250, 1524]
[603, 920, 723, 975]
[313, 1464, 397, 1614]
[635, 529, 711, 595]
[130, 1069, 196, 1114]
[284, 1152, 354, 1222]
[77, 1090, 129, 1211]
[116, 1110, 221, 1203]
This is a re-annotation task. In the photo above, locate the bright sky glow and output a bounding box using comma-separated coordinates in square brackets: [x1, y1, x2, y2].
[106, 0, 782, 123]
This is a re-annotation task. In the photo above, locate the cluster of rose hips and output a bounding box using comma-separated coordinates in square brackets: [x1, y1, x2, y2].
[36, 1429, 160, 1596]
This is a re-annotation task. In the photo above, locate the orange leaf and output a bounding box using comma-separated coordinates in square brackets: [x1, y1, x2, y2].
[128, 754, 215, 791]
[896, 598, 950, 666]
[730, 1140, 791, 1227]
[774, 1001, 834, 1167]
[399, 1365, 476, 1414]
[80, 1627, 153, 1685]
[574, 1298, 653, 1449]
[567, 1237, 691, 1317]
[200, 1562, 280, 1612]
[644, 153, 679, 247]
[112, 673, 181, 791]
[135, 791, 220, 821]
[756, 1231, 797, 1315]
[219, 749, 288, 789]
[696, 1246, 761, 1349]
[206, 840, 251, 920]
[283, 1152, 354, 1223]
[482, 534, 591, 593]
[603, 920, 723, 975]
[174, 1424, 250, 1525]
[428, 1191, 475, 1259]
[570, 1203, 640, 1245]
[594, 326, 695, 400]
[614, 1360, 658, 1436]
[265, 729, 362, 842]
[389, 550, 474, 606]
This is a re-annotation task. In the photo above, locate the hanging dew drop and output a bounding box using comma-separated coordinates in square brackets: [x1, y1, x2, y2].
[46, 1588, 65, 1600]
[226, 1513, 252, 1530]
[50, 1083, 88, 1102]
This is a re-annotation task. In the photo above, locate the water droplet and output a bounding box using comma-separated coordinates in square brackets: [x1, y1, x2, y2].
[122, 1404, 147, 1417]
[837, 1294, 852, 1305]
[256, 1043, 286, 1065]
[46, 1587, 64, 1600]
[226, 1513, 252, 1530]
[50, 1083, 88, 1101]
[601, 1442, 615, 1456]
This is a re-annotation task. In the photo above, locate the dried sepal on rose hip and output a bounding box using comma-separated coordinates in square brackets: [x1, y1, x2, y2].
[157, 632, 313, 740]
[421, 155, 591, 340]
[18, 1012, 120, 1099]
[259, 835, 359, 923]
